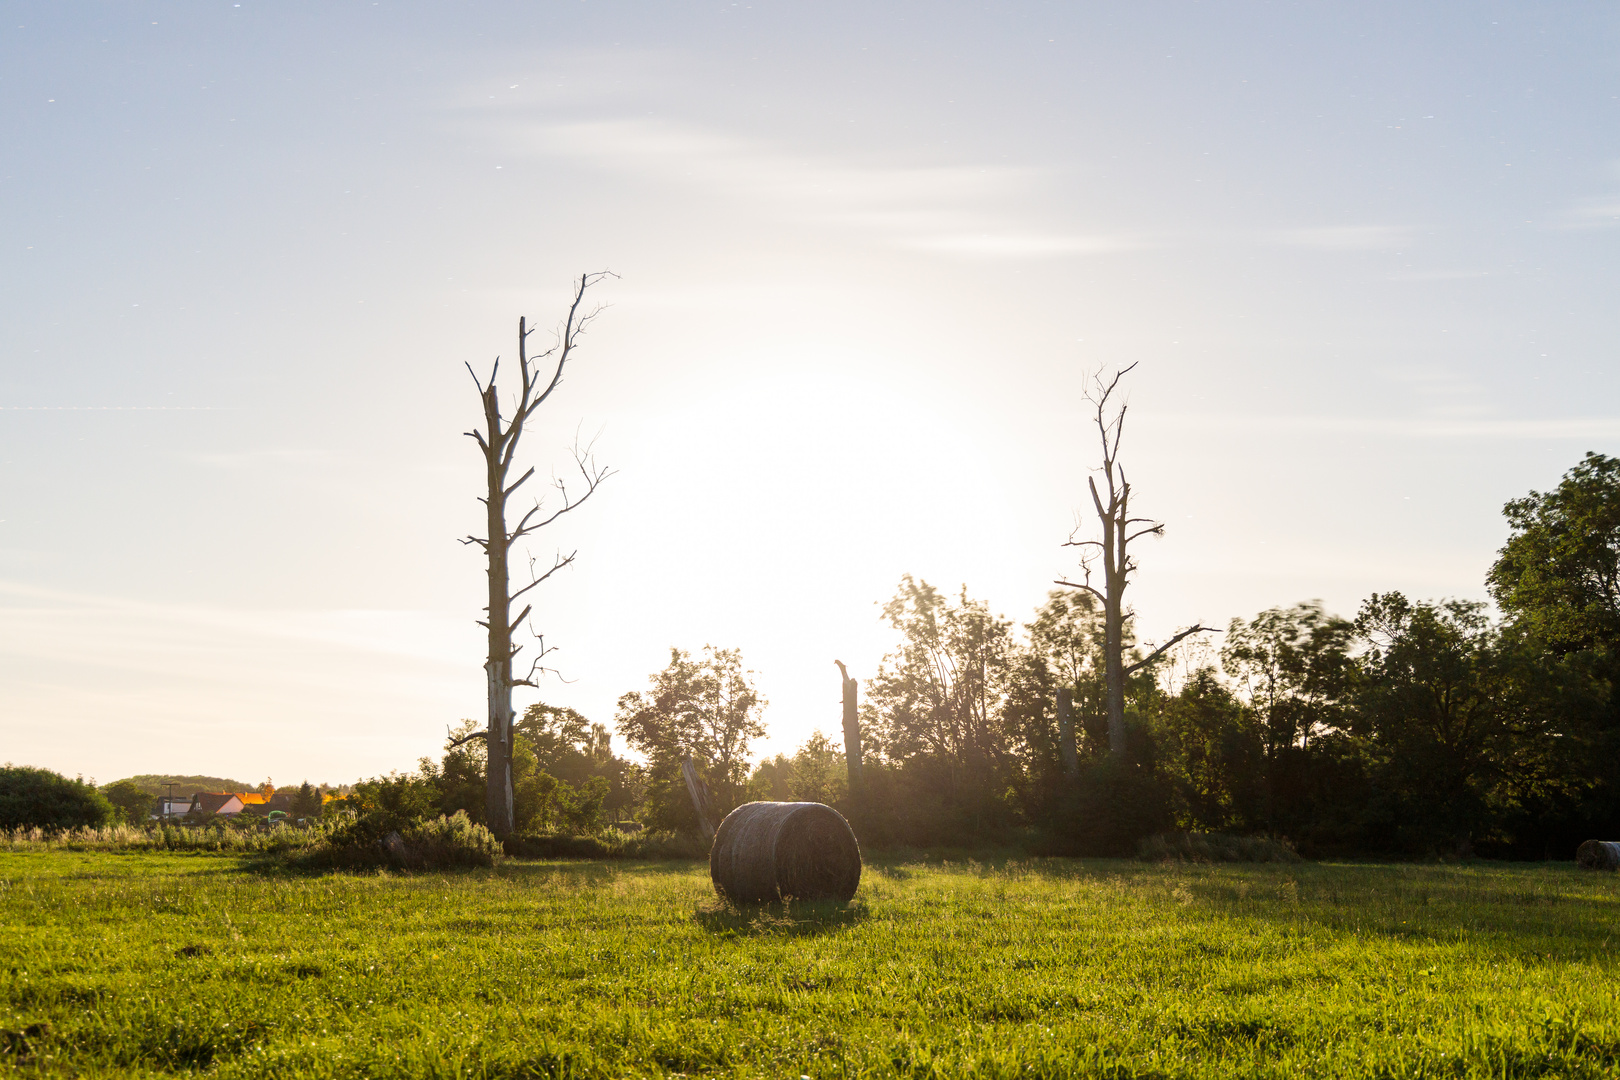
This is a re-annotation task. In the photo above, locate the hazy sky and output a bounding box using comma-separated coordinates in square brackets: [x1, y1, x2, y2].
[4, 2, 1619, 786]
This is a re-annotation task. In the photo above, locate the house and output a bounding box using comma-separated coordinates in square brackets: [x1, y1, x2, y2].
[190, 792, 246, 818]
[240, 793, 295, 818]
[153, 796, 193, 820]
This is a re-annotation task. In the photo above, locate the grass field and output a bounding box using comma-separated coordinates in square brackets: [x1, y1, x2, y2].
[3, 851, 1619, 1078]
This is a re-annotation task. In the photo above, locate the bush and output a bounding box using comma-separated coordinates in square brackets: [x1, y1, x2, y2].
[1138, 831, 1302, 864]
[100, 778, 155, 824]
[300, 811, 501, 871]
[398, 812, 503, 870]
[0, 766, 114, 831]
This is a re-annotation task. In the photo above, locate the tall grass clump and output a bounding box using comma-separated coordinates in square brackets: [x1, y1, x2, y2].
[1, 821, 327, 855]
[296, 810, 502, 871]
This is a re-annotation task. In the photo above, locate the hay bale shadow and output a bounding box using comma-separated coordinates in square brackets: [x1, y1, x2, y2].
[693, 898, 868, 938]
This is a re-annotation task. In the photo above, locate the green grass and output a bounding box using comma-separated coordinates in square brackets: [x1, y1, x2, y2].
[3, 851, 1620, 1078]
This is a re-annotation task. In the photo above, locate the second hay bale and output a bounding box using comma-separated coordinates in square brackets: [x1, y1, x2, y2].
[1577, 839, 1620, 870]
[709, 801, 861, 904]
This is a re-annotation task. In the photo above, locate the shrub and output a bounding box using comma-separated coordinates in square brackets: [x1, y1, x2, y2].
[398, 811, 503, 870]
[0, 766, 114, 831]
[300, 811, 501, 871]
[1137, 831, 1302, 864]
[100, 779, 155, 824]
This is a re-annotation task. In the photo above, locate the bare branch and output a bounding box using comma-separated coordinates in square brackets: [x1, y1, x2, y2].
[1055, 578, 1108, 604]
[1125, 525, 1166, 544]
[446, 729, 489, 750]
[519, 271, 619, 423]
[514, 632, 569, 688]
[508, 443, 615, 541]
[1088, 475, 1110, 521]
[503, 466, 536, 499]
[1123, 624, 1218, 676]
[510, 551, 577, 603]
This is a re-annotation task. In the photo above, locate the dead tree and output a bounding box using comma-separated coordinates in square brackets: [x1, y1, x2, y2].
[1056, 364, 1212, 758]
[681, 757, 718, 841]
[834, 660, 864, 791]
[460, 271, 613, 837]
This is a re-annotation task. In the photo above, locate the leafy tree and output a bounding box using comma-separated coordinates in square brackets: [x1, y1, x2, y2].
[516, 703, 591, 771]
[616, 645, 767, 814]
[865, 577, 1016, 768]
[747, 754, 795, 801]
[1222, 601, 1356, 756]
[100, 778, 154, 824]
[290, 781, 323, 819]
[516, 704, 637, 820]
[1490, 453, 1620, 658]
[0, 766, 114, 830]
[861, 577, 1024, 838]
[787, 731, 849, 805]
[1352, 593, 1582, 854]
[1151, 667, 1265, 833]
[746, 732, 850, 807]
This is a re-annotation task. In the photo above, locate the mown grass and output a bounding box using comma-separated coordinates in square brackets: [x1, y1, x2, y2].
[2, 851, 1619, 1078]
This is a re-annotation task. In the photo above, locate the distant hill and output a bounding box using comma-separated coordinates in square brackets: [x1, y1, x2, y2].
[113, 775, 255, 797]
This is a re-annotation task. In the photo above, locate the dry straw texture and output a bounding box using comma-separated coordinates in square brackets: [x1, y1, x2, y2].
[709, 801, 861, 904]
[1576, 839, 1620, 870]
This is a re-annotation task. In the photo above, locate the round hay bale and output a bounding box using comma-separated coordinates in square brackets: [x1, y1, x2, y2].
[1577, 839, 1620, 870]
[709, 801, 861, 904]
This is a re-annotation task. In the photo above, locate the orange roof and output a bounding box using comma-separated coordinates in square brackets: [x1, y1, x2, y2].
[238, 792, 268, 805]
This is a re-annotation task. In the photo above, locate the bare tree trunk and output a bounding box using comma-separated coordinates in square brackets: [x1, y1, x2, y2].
[682, 757, 717, 840]
[463, 273, 613, 837]
[834, 660, 863, 792]
[1057, 364, 1211, 759]
[1056, 686, 1079, 780]
[482, 402, 516, 833]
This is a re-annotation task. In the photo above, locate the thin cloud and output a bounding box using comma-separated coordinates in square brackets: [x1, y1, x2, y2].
[486, 113, 1137, 259]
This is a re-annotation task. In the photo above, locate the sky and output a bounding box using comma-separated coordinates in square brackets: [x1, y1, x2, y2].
[4, 1, 1620, 786]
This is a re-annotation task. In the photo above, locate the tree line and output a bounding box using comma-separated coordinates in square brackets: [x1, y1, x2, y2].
[445, 283, 1618, 858]
[384, 447, 1615, 859]
[827, 450, 1618, 858]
